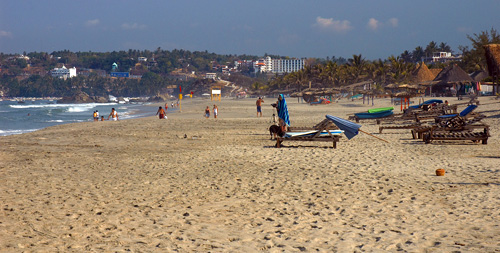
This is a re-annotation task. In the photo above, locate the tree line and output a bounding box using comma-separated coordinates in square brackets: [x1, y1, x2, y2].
[265, 28, 500, 93]
[0, 28, 498, 97]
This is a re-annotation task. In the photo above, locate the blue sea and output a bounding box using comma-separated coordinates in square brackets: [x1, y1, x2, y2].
[0, 99, 158, 136]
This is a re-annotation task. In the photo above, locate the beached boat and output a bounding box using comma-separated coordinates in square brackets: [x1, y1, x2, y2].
[409, 99, 443, 109]
[354, 110, 394, 119]
[367, 107, 394, 113]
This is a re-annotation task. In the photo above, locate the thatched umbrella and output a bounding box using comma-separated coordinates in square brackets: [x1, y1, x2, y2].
[411, 62, 435, 84]
[484, 44, 500, 78]
[429, 68, 442, 79]
[385, 83, 399, 89]
[484, 44, 500, 94]
[297, 88, 340, 103]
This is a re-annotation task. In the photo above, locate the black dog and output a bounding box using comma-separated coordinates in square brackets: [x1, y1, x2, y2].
[269, 125, 285, 139]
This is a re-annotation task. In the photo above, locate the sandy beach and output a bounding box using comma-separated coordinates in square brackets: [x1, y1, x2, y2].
[1, 96, 499, 252]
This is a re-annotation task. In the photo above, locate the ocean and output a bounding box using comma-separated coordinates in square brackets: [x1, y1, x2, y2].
[0, 99, 160, 136]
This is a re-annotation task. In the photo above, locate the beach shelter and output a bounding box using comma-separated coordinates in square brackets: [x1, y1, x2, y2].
[411, 62, 435, 84]
[326, 115, 388, 143]
[432, 64, 474, 96]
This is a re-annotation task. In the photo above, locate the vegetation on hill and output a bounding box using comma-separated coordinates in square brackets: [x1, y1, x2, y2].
[0, 28, 497, 98]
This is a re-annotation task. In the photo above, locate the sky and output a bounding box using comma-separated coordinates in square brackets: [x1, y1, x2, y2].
[1, 0, 499, 60]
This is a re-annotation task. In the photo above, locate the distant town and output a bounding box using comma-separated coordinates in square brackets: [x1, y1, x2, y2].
[0, 29, 499, 100]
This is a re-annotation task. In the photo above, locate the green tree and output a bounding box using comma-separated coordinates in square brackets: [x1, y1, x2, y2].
[462, 28, 500, 71]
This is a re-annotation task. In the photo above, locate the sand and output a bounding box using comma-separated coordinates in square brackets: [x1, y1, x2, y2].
[1, 96, 499, 251]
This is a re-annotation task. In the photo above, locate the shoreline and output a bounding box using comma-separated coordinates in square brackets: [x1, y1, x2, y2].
[0, 100, 163, 137]
[1, 96, 499, 251]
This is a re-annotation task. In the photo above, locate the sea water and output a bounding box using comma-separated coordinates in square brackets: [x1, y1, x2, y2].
[0, 100, 161, 136]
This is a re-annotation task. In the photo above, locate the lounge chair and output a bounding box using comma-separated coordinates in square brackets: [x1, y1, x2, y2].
[410, 109, 489, 144]
[276, 119, 343, 148]
[422, 127, 489, 144]
[435, 104, 478, 127]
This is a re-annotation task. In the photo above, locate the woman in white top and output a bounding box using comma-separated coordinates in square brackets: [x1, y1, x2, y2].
[213, 104, 218, 119]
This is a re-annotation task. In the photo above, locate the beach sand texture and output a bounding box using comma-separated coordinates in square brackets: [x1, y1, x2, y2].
[1, 97, 499, 251]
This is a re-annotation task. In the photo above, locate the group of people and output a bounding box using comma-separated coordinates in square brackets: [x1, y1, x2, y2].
[204, 104, 218, 118]
[93, 108, 119, 121]
[257, 95, 289, 132]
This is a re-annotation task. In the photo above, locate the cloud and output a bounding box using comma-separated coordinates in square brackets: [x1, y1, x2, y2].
[85, 19, 100, 27]
[0, 30, 12, 38]
[368, 18, 380, 30]
[121, 23, 147, 30]
[388, 18, 398, 27]
[367, 17, 398, 31]
[313, 16, 352, 32]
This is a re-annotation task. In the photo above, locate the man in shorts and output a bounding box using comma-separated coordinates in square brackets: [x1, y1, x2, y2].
[256, 97, 264, 117]
[107, 108, 119, 121]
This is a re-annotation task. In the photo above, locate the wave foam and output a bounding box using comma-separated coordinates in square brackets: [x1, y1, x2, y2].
[0, 128, 40, 136]
[10, 102, 117, 109]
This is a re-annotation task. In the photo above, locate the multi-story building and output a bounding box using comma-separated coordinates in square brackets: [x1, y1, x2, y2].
[271, 57, 304, 74]
[50, 65, 77, 79]
[253, 56, 304, 74]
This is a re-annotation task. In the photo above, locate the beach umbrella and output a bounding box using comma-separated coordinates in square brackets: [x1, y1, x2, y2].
[326, 115, 389, 143]
[325, 115, 361, 140]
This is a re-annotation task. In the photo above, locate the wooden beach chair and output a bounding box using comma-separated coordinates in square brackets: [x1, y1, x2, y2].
[422, 126, 489, 144]
[412, 113, 487, 140]
[288, 118, 339, 132]
[276, 119, 343, 148]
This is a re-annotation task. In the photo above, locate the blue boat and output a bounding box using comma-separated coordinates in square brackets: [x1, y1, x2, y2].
[409, 99, 443, 109]
[354, 110, 394, 119]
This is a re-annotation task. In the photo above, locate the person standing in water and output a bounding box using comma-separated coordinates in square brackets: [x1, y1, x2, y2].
[107, 108, 119, 121]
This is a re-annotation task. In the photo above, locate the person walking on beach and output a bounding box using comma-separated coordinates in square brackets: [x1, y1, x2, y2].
[213, 104, 218, 119]
[156, 106, 166, 119]
[107, 108, 119, 121]
[93, 111, 98, 121]
[204, 106, 210, 118]
[256, 97, 264, 117]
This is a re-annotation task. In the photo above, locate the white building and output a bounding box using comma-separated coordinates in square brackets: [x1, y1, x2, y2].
[205, 73, 217, 79]
[253, 56, 304, 74]
[271, 58, 304, 74]
[50, 65, 77, 79]
[431, 52, 462, 63]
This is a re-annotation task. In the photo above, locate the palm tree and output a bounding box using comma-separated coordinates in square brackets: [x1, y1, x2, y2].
[412, 46, 425, 62]
[388, 56, 415, 84]
[372, 59, 389, 85]
[348, 54, 366, 83]
[320, 61, 339, 87]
